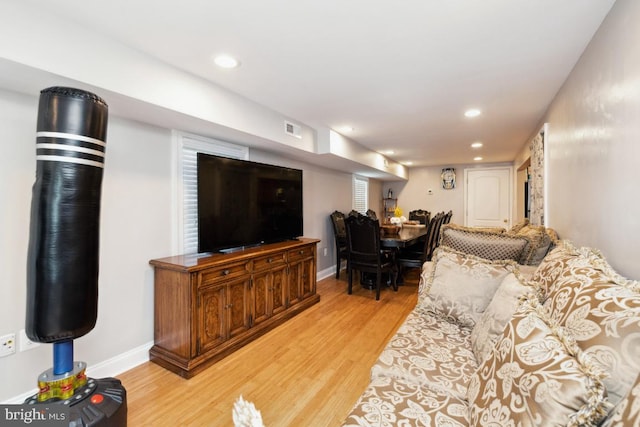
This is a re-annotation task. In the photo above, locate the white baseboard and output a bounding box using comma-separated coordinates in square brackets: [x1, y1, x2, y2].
[86, 340, 153, 379]
[4, 341, 153, 404]
[317, 265, 340, 281]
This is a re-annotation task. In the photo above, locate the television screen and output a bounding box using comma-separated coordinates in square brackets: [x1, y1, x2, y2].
[197, 153, 303, 253]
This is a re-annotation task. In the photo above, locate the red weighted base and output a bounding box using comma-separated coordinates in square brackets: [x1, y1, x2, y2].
[25, 377, 127, 426]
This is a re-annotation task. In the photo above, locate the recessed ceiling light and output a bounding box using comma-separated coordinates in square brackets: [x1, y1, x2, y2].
[213, 54, 240, 69]
[403, 161, 413, 166]
[471, 142, 483, 148]
[474, 156, 483, 161]
[381, 150, 395, 155]
[341, 126, 355, 133]
[464, 109, 482, 118]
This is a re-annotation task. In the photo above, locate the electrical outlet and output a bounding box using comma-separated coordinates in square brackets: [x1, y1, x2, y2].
[323, 247, 328, 257]
[19, 329, 40, 352]
[0, 333, 16, 357]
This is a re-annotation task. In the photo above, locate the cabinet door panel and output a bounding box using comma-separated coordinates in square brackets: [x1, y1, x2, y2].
[271, 266, 287, 315]
[301, 258, 315, 298]
[199, 286, 226, 353]
[228, 279, 251, 338]
[253, 274, 269, 325]
[288, 263, 301, 306]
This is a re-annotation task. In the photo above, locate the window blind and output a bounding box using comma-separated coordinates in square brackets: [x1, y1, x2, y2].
[177, 132, 248, 254]
[352, 175, 369, 214]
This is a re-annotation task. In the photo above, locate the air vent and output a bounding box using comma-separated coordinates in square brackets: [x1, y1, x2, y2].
[284, 120, 302, 139]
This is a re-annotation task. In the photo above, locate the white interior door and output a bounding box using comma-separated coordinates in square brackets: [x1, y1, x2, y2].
[465, 167, 512, 228]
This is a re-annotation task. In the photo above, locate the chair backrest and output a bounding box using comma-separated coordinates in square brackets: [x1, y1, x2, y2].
[348, 209, 363, 218]
[444, 210, 453, 224]
[345, 215, 381, 265]
[365, 209, 378, 220]
[425, 212, 446, 261]
[405, 213, 440, 264]
[409, 209, 430, 224]
[330, 210, 347, 244]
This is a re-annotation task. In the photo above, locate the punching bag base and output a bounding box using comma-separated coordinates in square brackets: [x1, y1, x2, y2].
[25, 377, 127, 427]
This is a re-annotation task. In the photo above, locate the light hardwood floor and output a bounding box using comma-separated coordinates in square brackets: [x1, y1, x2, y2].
[116, 271, 420, 426]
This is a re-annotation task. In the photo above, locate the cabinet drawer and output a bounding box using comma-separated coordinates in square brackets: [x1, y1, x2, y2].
[253, 253, 287, 271]
[288, 246, 314, 262]
[199, 262, 249, 287]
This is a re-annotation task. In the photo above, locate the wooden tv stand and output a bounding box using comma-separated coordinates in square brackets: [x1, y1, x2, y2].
[149, 238, 320, 378]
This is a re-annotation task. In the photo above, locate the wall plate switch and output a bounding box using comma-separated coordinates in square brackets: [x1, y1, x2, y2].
[0, 333, 16, 357]
[19, 329, 40, 352]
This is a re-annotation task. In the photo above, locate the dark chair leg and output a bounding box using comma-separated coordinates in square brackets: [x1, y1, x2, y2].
[335, 250, 341, 279]
[391, 268, 398, 292]
[347, 264, 353, 295]
[375, 272, 381, 301]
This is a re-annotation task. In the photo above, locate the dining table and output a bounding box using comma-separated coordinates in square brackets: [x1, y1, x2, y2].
[360, 224, 429, 289]
[380, 224, 429, 249]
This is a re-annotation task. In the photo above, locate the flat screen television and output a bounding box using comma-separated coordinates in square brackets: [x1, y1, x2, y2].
[197, 153, 303, 253]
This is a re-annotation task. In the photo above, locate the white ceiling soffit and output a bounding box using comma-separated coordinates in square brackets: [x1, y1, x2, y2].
[2, 0, 616, 174]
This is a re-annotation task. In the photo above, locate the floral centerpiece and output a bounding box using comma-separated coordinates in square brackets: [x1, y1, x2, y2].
[389, 206, 407, 225]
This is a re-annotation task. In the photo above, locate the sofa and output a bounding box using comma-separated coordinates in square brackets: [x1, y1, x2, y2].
[341, 222, 640, 426]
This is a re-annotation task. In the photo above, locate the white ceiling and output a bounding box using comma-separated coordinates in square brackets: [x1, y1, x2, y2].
[25, 0, 615, 168]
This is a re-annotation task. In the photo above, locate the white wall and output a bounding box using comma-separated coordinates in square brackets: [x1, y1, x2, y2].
[384, 162, 512, 225]
[0, 88, 357, 402]
[541, 0, 640, 279]
[0, 89, 174, 401]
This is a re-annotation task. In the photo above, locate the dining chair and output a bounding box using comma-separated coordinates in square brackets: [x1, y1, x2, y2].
[396, 212, 442, 278]
[426, 211, 448, 260]
[365, 209, 378, 220]
[444, 210, 453, 224]
[345, 215, 398, 301]
[409, 209, 430, 225]
[329, 210, 349, 279]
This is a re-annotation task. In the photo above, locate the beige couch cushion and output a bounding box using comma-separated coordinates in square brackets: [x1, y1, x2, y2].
[439, 224, 529, 262]
[341, 376, 469, 427]
[468, 295, 609, 427]
[541, 242, 640, 408]
[418, 246, 517, 328]
[371, 309, 477, 399]
[470, 271, 537, 364]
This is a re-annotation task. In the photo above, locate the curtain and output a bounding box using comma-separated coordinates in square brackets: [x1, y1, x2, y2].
[529, 132, 544, 225]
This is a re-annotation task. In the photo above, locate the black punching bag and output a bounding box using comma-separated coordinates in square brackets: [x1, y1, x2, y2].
[26, 87, 108, 343]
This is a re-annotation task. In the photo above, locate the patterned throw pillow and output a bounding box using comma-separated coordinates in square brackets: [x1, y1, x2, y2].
[468, 295, 609, 427]
[470, 271, 537, 364]
[509, 218, 530, 234]
[542, 245, 640, 408]
[511, 224, 554, 265]
[418, 246, 517, 328]
[530, 240, 581, 298]
[440, 224, 529, 263]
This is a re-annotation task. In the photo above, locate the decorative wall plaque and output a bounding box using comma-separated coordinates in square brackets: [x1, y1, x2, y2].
[441, 167, 456, 189]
